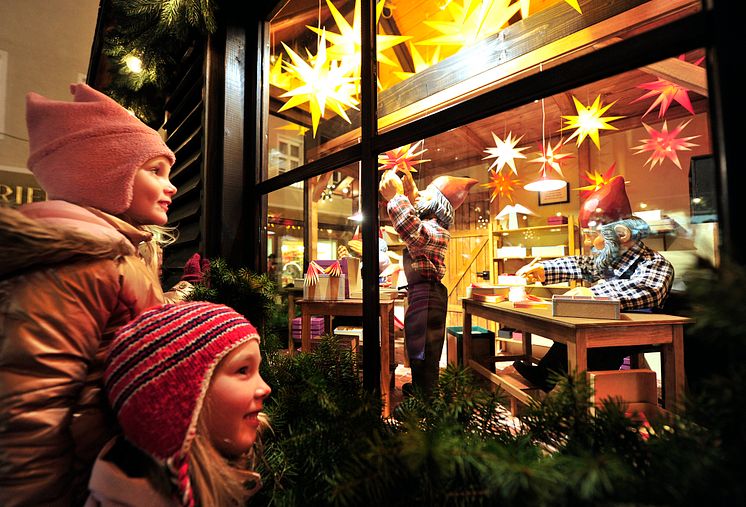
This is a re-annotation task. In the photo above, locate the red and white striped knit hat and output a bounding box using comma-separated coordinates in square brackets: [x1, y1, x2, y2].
[105, 302, 261, 507]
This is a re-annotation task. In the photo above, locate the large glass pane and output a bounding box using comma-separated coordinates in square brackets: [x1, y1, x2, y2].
[267, 0, 364, 167]
[378, 48, 713, 385]
[375, 0, 702, 132]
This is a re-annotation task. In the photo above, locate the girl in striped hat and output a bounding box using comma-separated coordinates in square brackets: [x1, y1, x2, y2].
[86, 302, 271, 507]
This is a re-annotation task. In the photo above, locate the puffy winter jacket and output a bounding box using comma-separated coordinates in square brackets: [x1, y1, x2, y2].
[0, 201, 167, 507]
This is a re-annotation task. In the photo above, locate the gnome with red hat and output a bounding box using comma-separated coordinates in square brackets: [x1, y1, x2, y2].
[380, 169, 477, 396]
[512, 175, 675, 391]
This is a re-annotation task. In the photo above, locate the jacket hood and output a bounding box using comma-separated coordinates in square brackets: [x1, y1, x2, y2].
[0, 200, 150, 278]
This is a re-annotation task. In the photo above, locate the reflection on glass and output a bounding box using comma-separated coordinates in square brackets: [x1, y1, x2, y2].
[267, 187, 305, 288]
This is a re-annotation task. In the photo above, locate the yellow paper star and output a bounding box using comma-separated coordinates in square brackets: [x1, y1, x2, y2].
[529, 139, 572, 179]
[482, 169, 520, 204]
[269, 53, 295, 91]
[307, 0, 410, 69]
[276, 124, 310, 136]
[378, 140, 430, 176]
[393, 43, 442, 81]
[419, 0, 521, 50]
[279, 30, 360, 137]
[482, 131, 528, 175]
[561, 95, 624, 149]
[575, 162, 618, 198]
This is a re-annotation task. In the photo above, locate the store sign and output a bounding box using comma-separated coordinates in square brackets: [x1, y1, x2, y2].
[0, 170, 46, 206]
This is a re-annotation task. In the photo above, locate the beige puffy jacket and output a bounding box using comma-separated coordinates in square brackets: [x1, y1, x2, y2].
[0, 201, 170, 507]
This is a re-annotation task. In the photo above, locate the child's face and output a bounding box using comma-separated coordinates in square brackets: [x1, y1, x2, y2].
[203, 340, 271, 457]
[125, 156, 177, 225]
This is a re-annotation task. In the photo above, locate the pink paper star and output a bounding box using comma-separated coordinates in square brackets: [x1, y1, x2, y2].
[633, 55, 704, 118]
[378, 140, 430, 176]
[529, 139, 573, 179]
[633, 120, 700, 170]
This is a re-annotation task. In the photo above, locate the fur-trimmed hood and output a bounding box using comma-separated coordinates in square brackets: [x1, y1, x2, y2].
[0, 201, 151, 279]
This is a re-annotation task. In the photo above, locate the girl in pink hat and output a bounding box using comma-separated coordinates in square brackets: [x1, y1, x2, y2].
[0, 84, 193, 506]
[86, 302, 271, 507]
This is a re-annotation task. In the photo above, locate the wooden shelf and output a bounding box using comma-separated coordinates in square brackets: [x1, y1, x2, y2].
[493, 223, 570, 234]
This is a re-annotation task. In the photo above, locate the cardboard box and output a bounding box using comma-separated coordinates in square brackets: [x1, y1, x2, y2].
[552, 295, 621, 319]
[589, 369, 658, 406]
[303, 274, 346, 300]
[313, 259, 352, 298]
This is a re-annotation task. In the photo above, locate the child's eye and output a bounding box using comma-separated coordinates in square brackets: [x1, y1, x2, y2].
[237, 366, 249, 375]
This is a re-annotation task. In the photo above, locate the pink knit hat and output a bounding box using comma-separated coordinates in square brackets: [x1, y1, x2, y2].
[105, 302, 261, 506]
[26, 84, 175, 214]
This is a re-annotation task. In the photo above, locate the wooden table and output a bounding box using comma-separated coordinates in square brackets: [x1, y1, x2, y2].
[462, 299, 692, 411]
[297, 299, 396, 416]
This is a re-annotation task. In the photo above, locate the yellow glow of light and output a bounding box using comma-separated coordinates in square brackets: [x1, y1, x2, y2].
[419, 0, 521, 50]
[125, 55, 143, 74]
[562, 95, 624, 150]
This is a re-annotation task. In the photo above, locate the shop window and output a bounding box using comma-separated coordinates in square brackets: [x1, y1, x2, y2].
[378, 48, 714, 331]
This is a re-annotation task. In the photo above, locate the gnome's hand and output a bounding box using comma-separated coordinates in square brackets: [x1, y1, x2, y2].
[401, 171, 419, 202]
[337, 245, 350, 258]
[379, 170, 404, 201]
[516, 262, 545, 284]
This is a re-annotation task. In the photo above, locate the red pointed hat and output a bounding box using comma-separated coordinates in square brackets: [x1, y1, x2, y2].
[579, 175, 632, 228]
[428, 175, 478, 210]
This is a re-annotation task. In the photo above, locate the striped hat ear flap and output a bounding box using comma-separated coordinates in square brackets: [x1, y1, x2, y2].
[167, 454, 195, 507]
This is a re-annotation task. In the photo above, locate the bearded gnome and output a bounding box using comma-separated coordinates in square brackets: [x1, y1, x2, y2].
[512, 175, 675, 391]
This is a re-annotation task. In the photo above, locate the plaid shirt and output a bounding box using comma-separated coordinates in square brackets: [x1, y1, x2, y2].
[542, 241, 674, 311]
[387, 194, 449, 282]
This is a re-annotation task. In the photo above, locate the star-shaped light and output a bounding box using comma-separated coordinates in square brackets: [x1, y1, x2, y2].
[279, 30, 360, 137]
[482, 131, 528, 175]
[275, 123, 310, 136]
[393, 43, 442, 81]
[482, 169, 520, 203]
[575, 162, 618, 198]
[518, 0, 583, 17]
[632, 56, 704, 118]
[307, 0, 410, 69]
[378, 140, 430, 176]
[633, 120, 700, 170]
[529, 139, 572, 178]
[561, 95, 624, 149]
[269, 53, 295, 91]
[420, 0, 520, 50]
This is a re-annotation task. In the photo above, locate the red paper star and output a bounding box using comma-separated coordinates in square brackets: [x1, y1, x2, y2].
[529, 139, 573, 179]
[633, 120, 700, 170]
[633, 55, 704, 118]
[378, 140, 430, 176]
[482, 169, 520, 204]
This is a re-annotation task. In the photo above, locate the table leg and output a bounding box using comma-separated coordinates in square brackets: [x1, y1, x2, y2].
[301, 310, 311, 353]
[380, 307, 392, 417]
[567, 331, 587, 375]
[662, 325, 685, 410]
[463, 312, 472, 367]
[522, 331, 533, 362]
[287, 294, 296, 352]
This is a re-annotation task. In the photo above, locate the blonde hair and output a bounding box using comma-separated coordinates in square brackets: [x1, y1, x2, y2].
[186, 404, 267, 506]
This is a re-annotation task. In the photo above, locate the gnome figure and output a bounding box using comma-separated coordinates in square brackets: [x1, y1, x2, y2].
[379, 170, 477, 396]
[512, 175, 675, 391]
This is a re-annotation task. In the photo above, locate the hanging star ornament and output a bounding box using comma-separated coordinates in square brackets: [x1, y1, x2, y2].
[633, 120, 700, 170]
[632, 55, 705, 118]
[420, 0, 521, 50]
[529, 139, 573, 178]
[278, 30, 360, 137]
[575, 162, 619, 199]
[482, 131, 528, 175]
[307, 0, 410, 69]
[482, 169, 520, 204]
[378, 140, 430, 176]
[393, 43, 442, 81]
[269, 53, 295, 91]
[561, 95, 624, 149]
